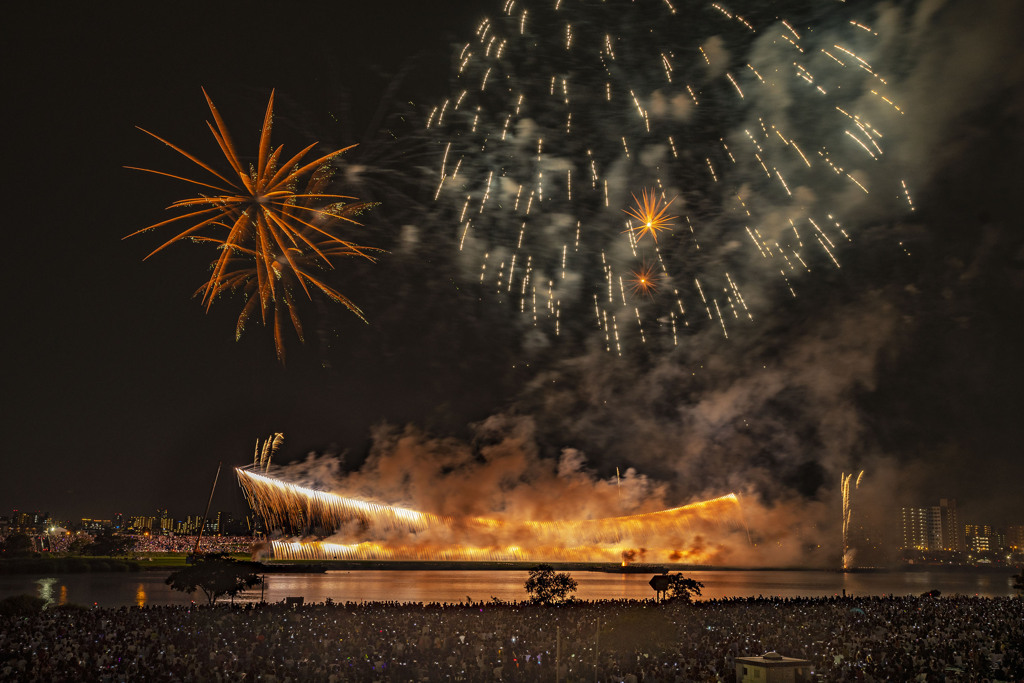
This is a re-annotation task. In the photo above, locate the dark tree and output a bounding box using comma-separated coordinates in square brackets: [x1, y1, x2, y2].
[664, 573, 704, 603]
[83, 534, 135, 557]
[0, 594, 47, 616]
[1013, 572, 1023, 596]
[67, 536, 91, 555]
[165, 553, 262, 605]
[1, 532, 34, 556]
[524, 564, 578, 604]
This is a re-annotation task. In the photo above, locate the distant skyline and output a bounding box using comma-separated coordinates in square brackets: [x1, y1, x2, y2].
[5, 0, 1023, 566]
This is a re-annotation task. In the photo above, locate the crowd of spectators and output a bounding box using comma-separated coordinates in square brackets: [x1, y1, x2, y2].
[128, 535, 254, 555]
[1, 594, 1021, 681]
[2, 532, 254, 556]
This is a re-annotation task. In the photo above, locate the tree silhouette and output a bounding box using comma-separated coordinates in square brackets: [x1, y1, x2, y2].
[0, 532, 34, 556]
[524, 564, 578, 604]
[664, 573, 704, 603]
[67, 536, 91, 555]
[165, 553, 262, 605]
[83, 534, 135, 557]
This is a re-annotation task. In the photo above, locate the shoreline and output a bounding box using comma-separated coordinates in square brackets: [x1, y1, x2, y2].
[1, 555, 1018, 576]
[261, 559, 1022, 574]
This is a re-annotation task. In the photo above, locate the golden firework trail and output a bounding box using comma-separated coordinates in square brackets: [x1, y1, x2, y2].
[236, 466, 743, 563]
[126, 89, 380, 362]
[841, 470, 863, 570]
[254, 433, 284, 472]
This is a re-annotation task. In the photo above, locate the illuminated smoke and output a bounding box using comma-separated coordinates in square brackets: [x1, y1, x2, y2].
[237, 466, 743, 563]
[431, 0, 915, 354]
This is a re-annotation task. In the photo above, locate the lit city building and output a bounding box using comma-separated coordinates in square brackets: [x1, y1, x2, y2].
[964, 524, 1007, 554]
[900, 499, 961, 552]
[1008, 526, 1024, 551]
[10, 510, 49, 533]
[175, 515, 205, 536]
[935, 498, 962, 552]
[128, 516, 156, 533]
[900, 507, 929, 551]
[80, 518, 111, 532]
[158, 509, 174, 534]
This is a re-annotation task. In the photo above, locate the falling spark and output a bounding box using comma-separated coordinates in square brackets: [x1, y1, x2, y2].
[431, 0, 914, 353]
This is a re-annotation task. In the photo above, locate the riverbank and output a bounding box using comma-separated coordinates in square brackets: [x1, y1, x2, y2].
[3, 566, 1018, 608]
[265, 558, 1022, 574]
[0, 557, 140, 575]
[4, 554, 1018, 576]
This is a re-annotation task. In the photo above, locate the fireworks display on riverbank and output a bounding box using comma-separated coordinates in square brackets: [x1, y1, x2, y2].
[237, 466, 744, 563]
[432, 0, 914, 353]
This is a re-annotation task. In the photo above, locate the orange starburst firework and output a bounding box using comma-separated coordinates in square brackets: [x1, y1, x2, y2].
[126, 89, 379, 361]
[623, 188, 678, 243]
[629, 261, 659, 297]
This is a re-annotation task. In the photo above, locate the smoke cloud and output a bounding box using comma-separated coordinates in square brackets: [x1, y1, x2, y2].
[264, 0, 1024, 566]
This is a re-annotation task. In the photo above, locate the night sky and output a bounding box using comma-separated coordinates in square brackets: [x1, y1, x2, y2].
[6, 0, 1022, 557]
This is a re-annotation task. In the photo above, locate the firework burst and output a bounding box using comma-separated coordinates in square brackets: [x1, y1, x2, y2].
[432, 0, 914, 354]
[623, 189, 678, 244]
[126, 89, 380, 361]
[629, 261, 660, 297]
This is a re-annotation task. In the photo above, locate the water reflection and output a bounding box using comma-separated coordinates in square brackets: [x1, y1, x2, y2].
[136, 583, 147, 608]
[36, 577, 57, 607]
[1, 569, 1016, 609]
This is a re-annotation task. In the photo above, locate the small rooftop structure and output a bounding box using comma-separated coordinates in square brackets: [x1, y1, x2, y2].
[735, 652, 813, 683]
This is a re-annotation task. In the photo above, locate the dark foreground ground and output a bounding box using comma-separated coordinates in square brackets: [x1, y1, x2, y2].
[2, 595, 1021, 681]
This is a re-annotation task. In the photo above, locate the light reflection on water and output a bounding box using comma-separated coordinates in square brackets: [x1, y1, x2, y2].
[35, 577, 56, 607]
[2, 569, 1017, 609]
[136, 583, 147, 608]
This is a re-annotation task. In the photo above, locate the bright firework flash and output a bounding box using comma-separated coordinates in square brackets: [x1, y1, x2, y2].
[623, 189, 678, 244]
[431, 0, 915, 355]
[629, 261, 660, 298]
[236, 465, 744, 563]
[126, 89, 380, 361]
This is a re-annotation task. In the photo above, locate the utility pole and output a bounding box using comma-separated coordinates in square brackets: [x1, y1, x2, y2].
[192, 461, 222, 557]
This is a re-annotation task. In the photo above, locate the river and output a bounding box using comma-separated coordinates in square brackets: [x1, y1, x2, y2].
[0, 568, 1017, 608]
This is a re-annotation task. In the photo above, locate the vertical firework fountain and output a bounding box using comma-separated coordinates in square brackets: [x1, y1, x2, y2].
[841, 470, 863, 570]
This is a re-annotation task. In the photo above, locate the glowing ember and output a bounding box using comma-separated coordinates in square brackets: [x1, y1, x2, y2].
[622, 189, 678, 244]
